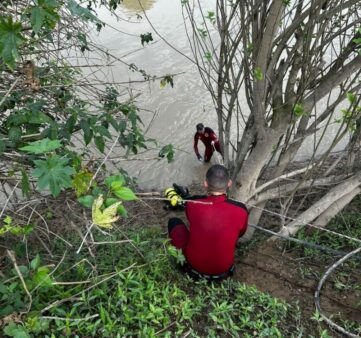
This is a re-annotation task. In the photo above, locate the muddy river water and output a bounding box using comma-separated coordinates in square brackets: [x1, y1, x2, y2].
[92, 0, 347, 190]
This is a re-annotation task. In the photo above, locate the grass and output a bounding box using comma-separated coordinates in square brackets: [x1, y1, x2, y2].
[1, 225, 304, 337]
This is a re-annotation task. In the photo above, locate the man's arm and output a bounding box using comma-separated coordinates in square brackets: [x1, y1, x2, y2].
[238, 213, 249, 238]
[193, 134, 202, 161]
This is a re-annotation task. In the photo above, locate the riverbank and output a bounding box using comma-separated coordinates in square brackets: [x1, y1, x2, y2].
[0, 191, 360, 337]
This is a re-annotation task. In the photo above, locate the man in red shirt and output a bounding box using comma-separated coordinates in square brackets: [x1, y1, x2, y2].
[194, 123, 222, 163]
[168, 164, 248, 280]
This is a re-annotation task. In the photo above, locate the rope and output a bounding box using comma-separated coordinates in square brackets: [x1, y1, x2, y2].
[246, 203, 361, 245]
[249, 224, 361, 260]
[314, 247, 361, 338]
[138, 194, 361, 245]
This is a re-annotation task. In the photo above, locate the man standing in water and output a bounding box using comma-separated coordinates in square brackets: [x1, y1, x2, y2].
[167, 164, 248, 281]
[193, 123, 222, 163]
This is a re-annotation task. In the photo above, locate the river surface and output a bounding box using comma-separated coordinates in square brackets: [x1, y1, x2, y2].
[91, 0, 348, 190]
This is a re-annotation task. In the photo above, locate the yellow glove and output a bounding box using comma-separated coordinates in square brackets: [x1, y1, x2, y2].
[164, 188, 183, 207]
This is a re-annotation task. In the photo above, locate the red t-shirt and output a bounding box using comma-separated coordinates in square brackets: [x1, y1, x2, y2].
[184, 195, 248, 275]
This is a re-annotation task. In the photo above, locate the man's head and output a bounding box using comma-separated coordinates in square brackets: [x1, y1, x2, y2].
[204, 164, 231, 194]
[196, 123, 205, 134]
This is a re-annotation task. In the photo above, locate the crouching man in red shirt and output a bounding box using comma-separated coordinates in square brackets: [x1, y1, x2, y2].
[168, 164, 248, 281]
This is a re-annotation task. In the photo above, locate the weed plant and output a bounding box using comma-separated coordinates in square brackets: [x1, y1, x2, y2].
[1, 226, 303, 337]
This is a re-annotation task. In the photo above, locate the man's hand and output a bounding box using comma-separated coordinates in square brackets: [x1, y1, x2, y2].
[197, 154, 203, 162]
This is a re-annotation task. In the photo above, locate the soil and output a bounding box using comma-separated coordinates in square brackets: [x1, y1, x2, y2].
[1, 191, 360, 337]
[125, 196, 361, 337]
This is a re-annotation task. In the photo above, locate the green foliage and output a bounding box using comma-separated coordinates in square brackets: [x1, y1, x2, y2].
[78, 194, 95, 208]
[282, 0, 291, 6]
[160, 75, 174, 88]
[0, 253, 54, 322]
[21, 168, 30, 197]
[158, 144, 175, 162]
[0, 16, 25, 69]
[29, 0, 60, 34]
[347, 92, 356, 104]
[293, 212, 361, 263]
[0, 227, 302, 337]
[78, 173, 136, 219]
[254, 67, 263, 81]
[204, 51, 212, 61]
[197, 27, 207, 38]
[140, 32, 153, 46]
[3, 323, 30, 338]
[66, 0, 101, 25]
[293, 103, 309, 118]
[20, 138, 62, 154]
[0, 2, 155, 199]
[206, 11, 216, 25]
[0, 216, 34, 236]
[32, 155, 75, 197]
[72, 169, 94, 197]
[167, 245, 186, 265]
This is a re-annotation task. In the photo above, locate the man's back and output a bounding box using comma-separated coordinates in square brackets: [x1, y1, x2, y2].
[185, 195, 248, 275]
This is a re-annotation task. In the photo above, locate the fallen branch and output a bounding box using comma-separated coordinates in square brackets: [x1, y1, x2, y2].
[6, 250, 32, 314]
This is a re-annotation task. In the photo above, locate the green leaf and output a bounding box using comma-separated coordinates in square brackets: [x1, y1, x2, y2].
[94, 136, 105, 153]
[32, 155, 75, 197]
[72, 170, 93, 197]
[105, 197, 118, 207]
[78, 195, 95, 208]
[32, 266, 52, 287]
[105, 174, 125, 189]
[66, 0, 100, 23]
[104, 199, 127, 217]
[21, 168, 31, 197]
[113, 187, 137, 201]
[20, 138, 62, 154]
[140, 32, 153, 46]
[4, 323, 30, 338]
[8, 126, 22, 142]
[254, 67, 263, 81]
[0, 17, 25, 69]
[346, 92, 356, 104]
[158, 144, 174, 162]
[4, 215, 12, 225]
[80, 120, 93, 145]
[117, 204, 128, 218]
[30, 0, 60, 34]
[97, 125, 112, 139]
[160, 75, 174, 88]
[30, 254, 41, 271]
[204, 52, 212, 61]
[30, 7, 45, 34]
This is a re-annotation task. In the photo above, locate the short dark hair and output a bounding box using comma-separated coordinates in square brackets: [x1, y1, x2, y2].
[196, 123, 204, 131]
[206, 164, 229, 192]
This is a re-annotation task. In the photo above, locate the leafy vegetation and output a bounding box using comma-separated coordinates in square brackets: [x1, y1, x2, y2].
[1, 227, 303, 338]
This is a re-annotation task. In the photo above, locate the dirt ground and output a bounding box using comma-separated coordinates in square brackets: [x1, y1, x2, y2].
[126, 196, 361, 337]
[2, 190, 360, 337]
[235, 241, 361, 335]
